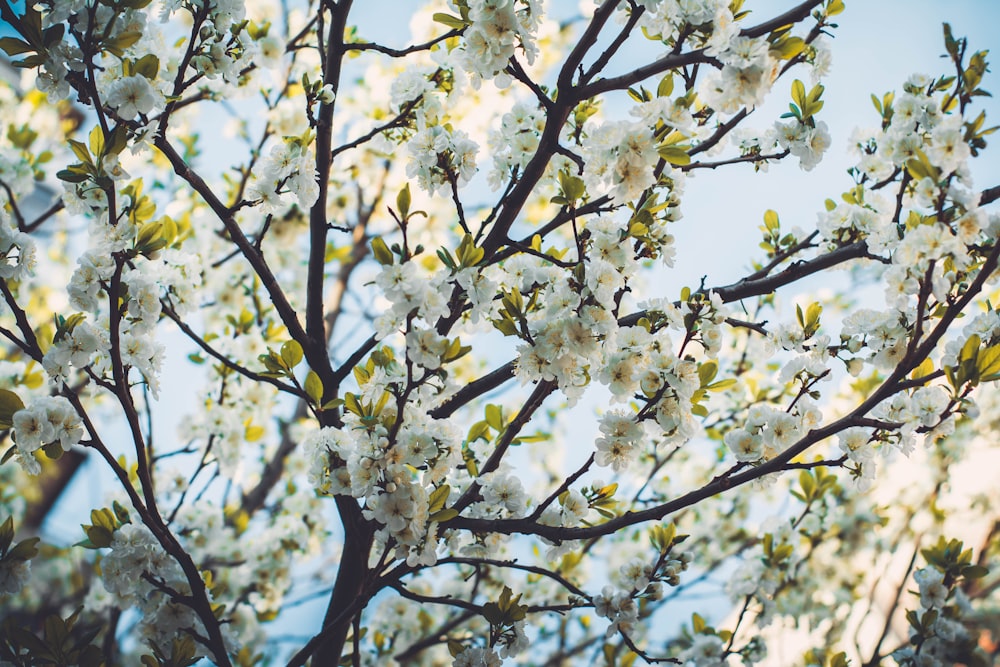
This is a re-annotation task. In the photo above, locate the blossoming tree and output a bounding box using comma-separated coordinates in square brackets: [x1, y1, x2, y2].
[1, 0, 999, 665]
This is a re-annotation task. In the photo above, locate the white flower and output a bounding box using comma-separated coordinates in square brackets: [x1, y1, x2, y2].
[482, 473, 528, 517]
[559, 489, 590, 525]
[595, 411, 643, 471]
[619, 558, 652, 591]
[725, 427, 763, 462]
[0, 558, 30, 595]
[406, 328, 448, 370]
[838, 426, 874, 463]
[12, 408, 53, 453]
[680, 634, 726, 667]
[914, 567, 948, 609]
[0, 219, 36, 280]
[106, 75, 158, 119]
[453, 646, 502, 667]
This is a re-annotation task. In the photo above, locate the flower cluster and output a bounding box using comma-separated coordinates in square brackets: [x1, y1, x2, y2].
[406, 124, 479, 196]
[11, 397, 83, 475]
[99, 522, 211, 658]
[487, 101, 544, 189]
[42, 320, 105, 388]
[892, 539, 987, 667]
[0, 213, 36, 282]
[303, 406, 463, 567]
[452, 645, 502, 667]
[581, 120, 659, 205]
[458, 0, 543, 85]
[374, 260, 452, 339]
[594, 410, 645, 471]
[775, 118, 831, 171]
[246, 139, 320, 213]
[634, 0, 739, 56]
[700, 36, 778, 114]
[593, 585, 640, 638]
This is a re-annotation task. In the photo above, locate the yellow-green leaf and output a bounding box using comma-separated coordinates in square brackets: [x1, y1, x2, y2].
[280, 340, 303, 369]
[430, 507, 458, 523]
[371, 236, 394, 265]
[89, 124, 105, 157]
[396, 183, 411, 219]
[428, 483, 451, 513]
[305, 370, 324, 404]
[657, 146, 691, 166]
[0, 389, 25, 429]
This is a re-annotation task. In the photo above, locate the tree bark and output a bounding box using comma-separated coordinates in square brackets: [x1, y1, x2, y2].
[311, 496, 375, 664]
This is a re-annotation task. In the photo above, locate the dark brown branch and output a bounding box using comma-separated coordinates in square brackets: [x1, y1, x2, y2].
[579, 3, 645, 86]
[575, 48, 715, 99]
[557, 0, 623, 91]
[435, 557, 590, 598]
[345, 29, 459, 57]
[153, 137, 335, 389]
[681, 149, 790, 171]
[307, 0, 353, 384]
[331, 98, 419, 159]
[24, 198, 65, 233]
[161, 302, 304, 397]
[452, 380, 558, 514]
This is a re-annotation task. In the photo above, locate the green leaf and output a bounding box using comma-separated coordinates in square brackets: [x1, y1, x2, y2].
[791, 79, 806, 110]
[456, 234, 484, 267]
[305, 371, 324, 404]
[705, 378, 736, 392]
[447, 640, 465, 658]
[799, 470, 816, 500]
[657, 73, 674, 98]
[485, 404, 504, 431]
[396, 183, 411, 220]
[106, 124, 129, 155]
[56, 168, 90, 183]
[657, 146, 691, 165]
[343, 392, 362, 417]
[977, 344, 1000, 377]
[691, 612, 706, 634]
[1, 445, 16, 465]
[698, 360, 718, 386]
[432, 13, 468, 29]
[280, 340, 304, 369]
[371, 236, 394, 265]
[558, 169, 585, 202]
[89, 124, 105, 158]
[763, 209, 779, 231]
[84, 525, 113, 548]
[7, 537, 39, 561]
[0, 389, 25, 429]
[0, 37, 35, 57]
[775, 36, 805, 60]
[428, 484, 451, 513]
[0, 516, 13, 554]
[134, 53, 159, 79]
[429, 508, 458, 523]
[67, 139, 93, 166]
[104, 30, 142, 56]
